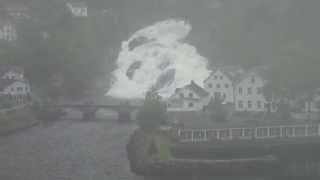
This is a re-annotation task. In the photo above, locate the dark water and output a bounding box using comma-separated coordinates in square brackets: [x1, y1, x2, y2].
[0, 120, 145, 180]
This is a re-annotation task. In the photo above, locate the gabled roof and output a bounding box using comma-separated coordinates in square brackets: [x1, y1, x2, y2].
[176, 80, 209, 98]
[0, 65, 23, 77]
[204, 66, 245, 84]
[0, 79, 29, 92]
[204, 66, 270, 86]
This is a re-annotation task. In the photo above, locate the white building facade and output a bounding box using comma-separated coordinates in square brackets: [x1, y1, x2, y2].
[204, 69, 235, 104]
[234, 72, 268, 112]
[167, 81, 209, 112]
[304, 90, 320, 113]
[0, 23, 17, 42]
[167, 67, 279, 113]
[0, 66, 31, 105]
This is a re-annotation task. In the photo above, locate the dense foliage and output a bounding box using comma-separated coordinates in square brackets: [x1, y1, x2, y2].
[206, 96, 228, 122]
[137, 90, 167, 131]
[0, 0, 120, 98]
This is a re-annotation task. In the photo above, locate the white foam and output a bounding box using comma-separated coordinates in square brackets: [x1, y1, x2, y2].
[107, 19, 211, 98]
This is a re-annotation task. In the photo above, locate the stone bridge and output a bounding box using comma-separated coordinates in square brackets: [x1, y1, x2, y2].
[39, 103, 141, 122]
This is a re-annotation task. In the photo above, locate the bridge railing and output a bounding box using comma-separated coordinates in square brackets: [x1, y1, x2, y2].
[177, 124, 320, 143]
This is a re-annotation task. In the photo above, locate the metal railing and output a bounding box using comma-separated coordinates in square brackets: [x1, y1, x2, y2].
[177, 124, 320, 143]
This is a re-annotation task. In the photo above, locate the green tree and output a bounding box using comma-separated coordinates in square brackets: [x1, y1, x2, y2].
[137, 90, 167, 131]
[6, 0, 116, 98]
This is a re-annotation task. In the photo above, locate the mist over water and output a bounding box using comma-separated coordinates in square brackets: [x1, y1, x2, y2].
[107, 19, 211, 99]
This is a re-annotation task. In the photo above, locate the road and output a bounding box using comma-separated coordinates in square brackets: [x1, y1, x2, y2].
[0, 119, 147, 180]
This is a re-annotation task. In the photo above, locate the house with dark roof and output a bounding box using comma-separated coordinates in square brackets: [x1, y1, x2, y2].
[167, 80, 209, 112]
[0, 66, 30, 105]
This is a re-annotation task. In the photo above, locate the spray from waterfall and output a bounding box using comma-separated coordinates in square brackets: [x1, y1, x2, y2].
[107, 19, 211, 99]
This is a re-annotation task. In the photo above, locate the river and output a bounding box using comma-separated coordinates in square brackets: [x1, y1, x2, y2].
[0, 118, 274, 180]
[0, 119, 148, 180]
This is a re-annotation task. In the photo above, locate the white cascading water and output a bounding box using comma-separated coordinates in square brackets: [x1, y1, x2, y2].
[107, 19, 211, 99]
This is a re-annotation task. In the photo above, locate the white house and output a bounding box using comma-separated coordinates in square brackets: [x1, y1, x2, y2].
[167, 81, 209, 112]
[234, 71, 268, 112]
[67, 2, 88, 17]
[0, 21, 17, 42]
[167, 66, 281, 113]
[0, 79, 31, 104]
[204, 67, 244, 104]
[0, 66, 31, 105]
[203, 66, 277, 113]
[304, 89, 320, 113]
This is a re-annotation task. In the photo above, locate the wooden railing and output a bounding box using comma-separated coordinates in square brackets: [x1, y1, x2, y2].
[177, 124, 320, 143]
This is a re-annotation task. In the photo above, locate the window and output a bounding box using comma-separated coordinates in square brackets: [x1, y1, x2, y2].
[180, 93, 184, 98]
[223, 93, 226, 99]
[216, 84, 221, 88]
[208, 83, 213, 88]
[248, 101, 252, 108]
[17, 87, 23, 92]
[251, 76, 255, 83]
[220, 76, 223, 80]
[214, 75, 218, 80]
[189, 93, 194, 98]
[239, 87, 243, 95]
[188, 102, 194, 107]
[257, 87, 262, 95]
[248, 87, 252, 95]
[238, 100, 243, 109]
[225, 84, 229, 88]
[257, 101, 261, 109]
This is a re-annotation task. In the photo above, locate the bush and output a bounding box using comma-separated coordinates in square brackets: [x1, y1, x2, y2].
[206, 97, 228, 122]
